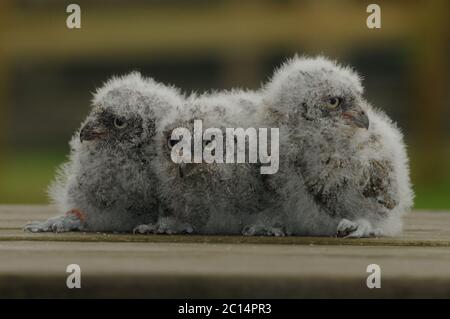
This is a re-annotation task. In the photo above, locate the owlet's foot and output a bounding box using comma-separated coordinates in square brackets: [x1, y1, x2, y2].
[336, 218, 382, 238]
[24, 209, 87, 233]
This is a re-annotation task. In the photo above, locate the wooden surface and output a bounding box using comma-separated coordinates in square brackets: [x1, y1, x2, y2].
[1, 205, 450, 298]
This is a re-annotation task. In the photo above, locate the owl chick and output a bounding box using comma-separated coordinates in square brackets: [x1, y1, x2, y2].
[258, 56, 413, 237]
[134, 90, 267, 235]
[24, 72, 184, 233]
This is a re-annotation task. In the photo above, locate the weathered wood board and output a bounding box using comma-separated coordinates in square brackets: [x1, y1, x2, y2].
[1, 205, 449, 298]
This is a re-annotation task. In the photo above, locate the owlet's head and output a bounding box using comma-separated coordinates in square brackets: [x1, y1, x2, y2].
[265, 56, 369, 132]
[78, 72, 183, 153]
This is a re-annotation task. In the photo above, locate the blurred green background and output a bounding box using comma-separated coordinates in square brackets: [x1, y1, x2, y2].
[0, 0, 449, 209]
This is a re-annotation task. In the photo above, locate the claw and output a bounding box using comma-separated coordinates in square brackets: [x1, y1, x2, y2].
[133, 224, 156, 234]
[336, 218, 382, 238]
[242, 224, 286, 237]
[336, 219, 358, 237]
[23, 209, 86, 233]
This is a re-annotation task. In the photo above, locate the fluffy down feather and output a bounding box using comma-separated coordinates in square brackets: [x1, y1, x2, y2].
[257, 56, 413, 237]
[25, 72, 184, 232]
[134, 89, 269, 234]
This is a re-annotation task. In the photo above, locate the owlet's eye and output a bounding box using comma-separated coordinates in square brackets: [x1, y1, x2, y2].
[326, 97, 342, 109]
[114, 118, 127, 129]
[167, 137, 179, 149]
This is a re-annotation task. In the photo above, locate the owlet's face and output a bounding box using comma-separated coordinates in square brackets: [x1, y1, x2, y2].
[306, 93, 369, 130]
[79, 108, 145, 149]
[292, 69, 369, 131]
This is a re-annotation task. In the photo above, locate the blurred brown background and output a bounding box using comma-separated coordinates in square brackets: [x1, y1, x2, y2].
[0, 0, 449, 208]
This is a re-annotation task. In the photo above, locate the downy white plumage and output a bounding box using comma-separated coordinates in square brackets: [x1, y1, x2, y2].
[25, 72, 183, 232]
[25, 56, 413, 238]
[257, 56, 413, 237]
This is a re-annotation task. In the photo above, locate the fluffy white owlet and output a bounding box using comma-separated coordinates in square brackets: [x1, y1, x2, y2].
[257, 56, 413, 237]
[134, 90, 270, 234]
[25, 72, 184, 232]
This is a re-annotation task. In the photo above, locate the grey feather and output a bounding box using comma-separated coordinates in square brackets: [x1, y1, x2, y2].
[135, 89, 267, 234]
[256, 55, 414, 237]
[25, 72, 184, 232]
[25, 56, 413, 238]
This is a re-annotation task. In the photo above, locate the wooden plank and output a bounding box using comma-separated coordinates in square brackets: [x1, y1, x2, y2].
[1, 205, 450, 246]
[1, 205, 450, 297]
[1, 240, 450, 298]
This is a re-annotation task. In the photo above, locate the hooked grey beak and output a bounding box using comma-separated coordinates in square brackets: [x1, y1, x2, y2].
[80, 122, 106, 142]
[342, 110, 369, 130]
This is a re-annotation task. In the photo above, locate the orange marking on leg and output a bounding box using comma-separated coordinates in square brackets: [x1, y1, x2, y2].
[65, 209, 87, 223]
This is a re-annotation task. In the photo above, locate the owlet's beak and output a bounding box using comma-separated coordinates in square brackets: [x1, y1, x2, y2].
[342, 110, 370, 130]
[80, 121, 106, 142]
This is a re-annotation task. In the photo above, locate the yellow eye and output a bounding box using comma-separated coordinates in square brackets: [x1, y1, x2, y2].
[326, 97, 342, 109]
[114, 118, 127, 129]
